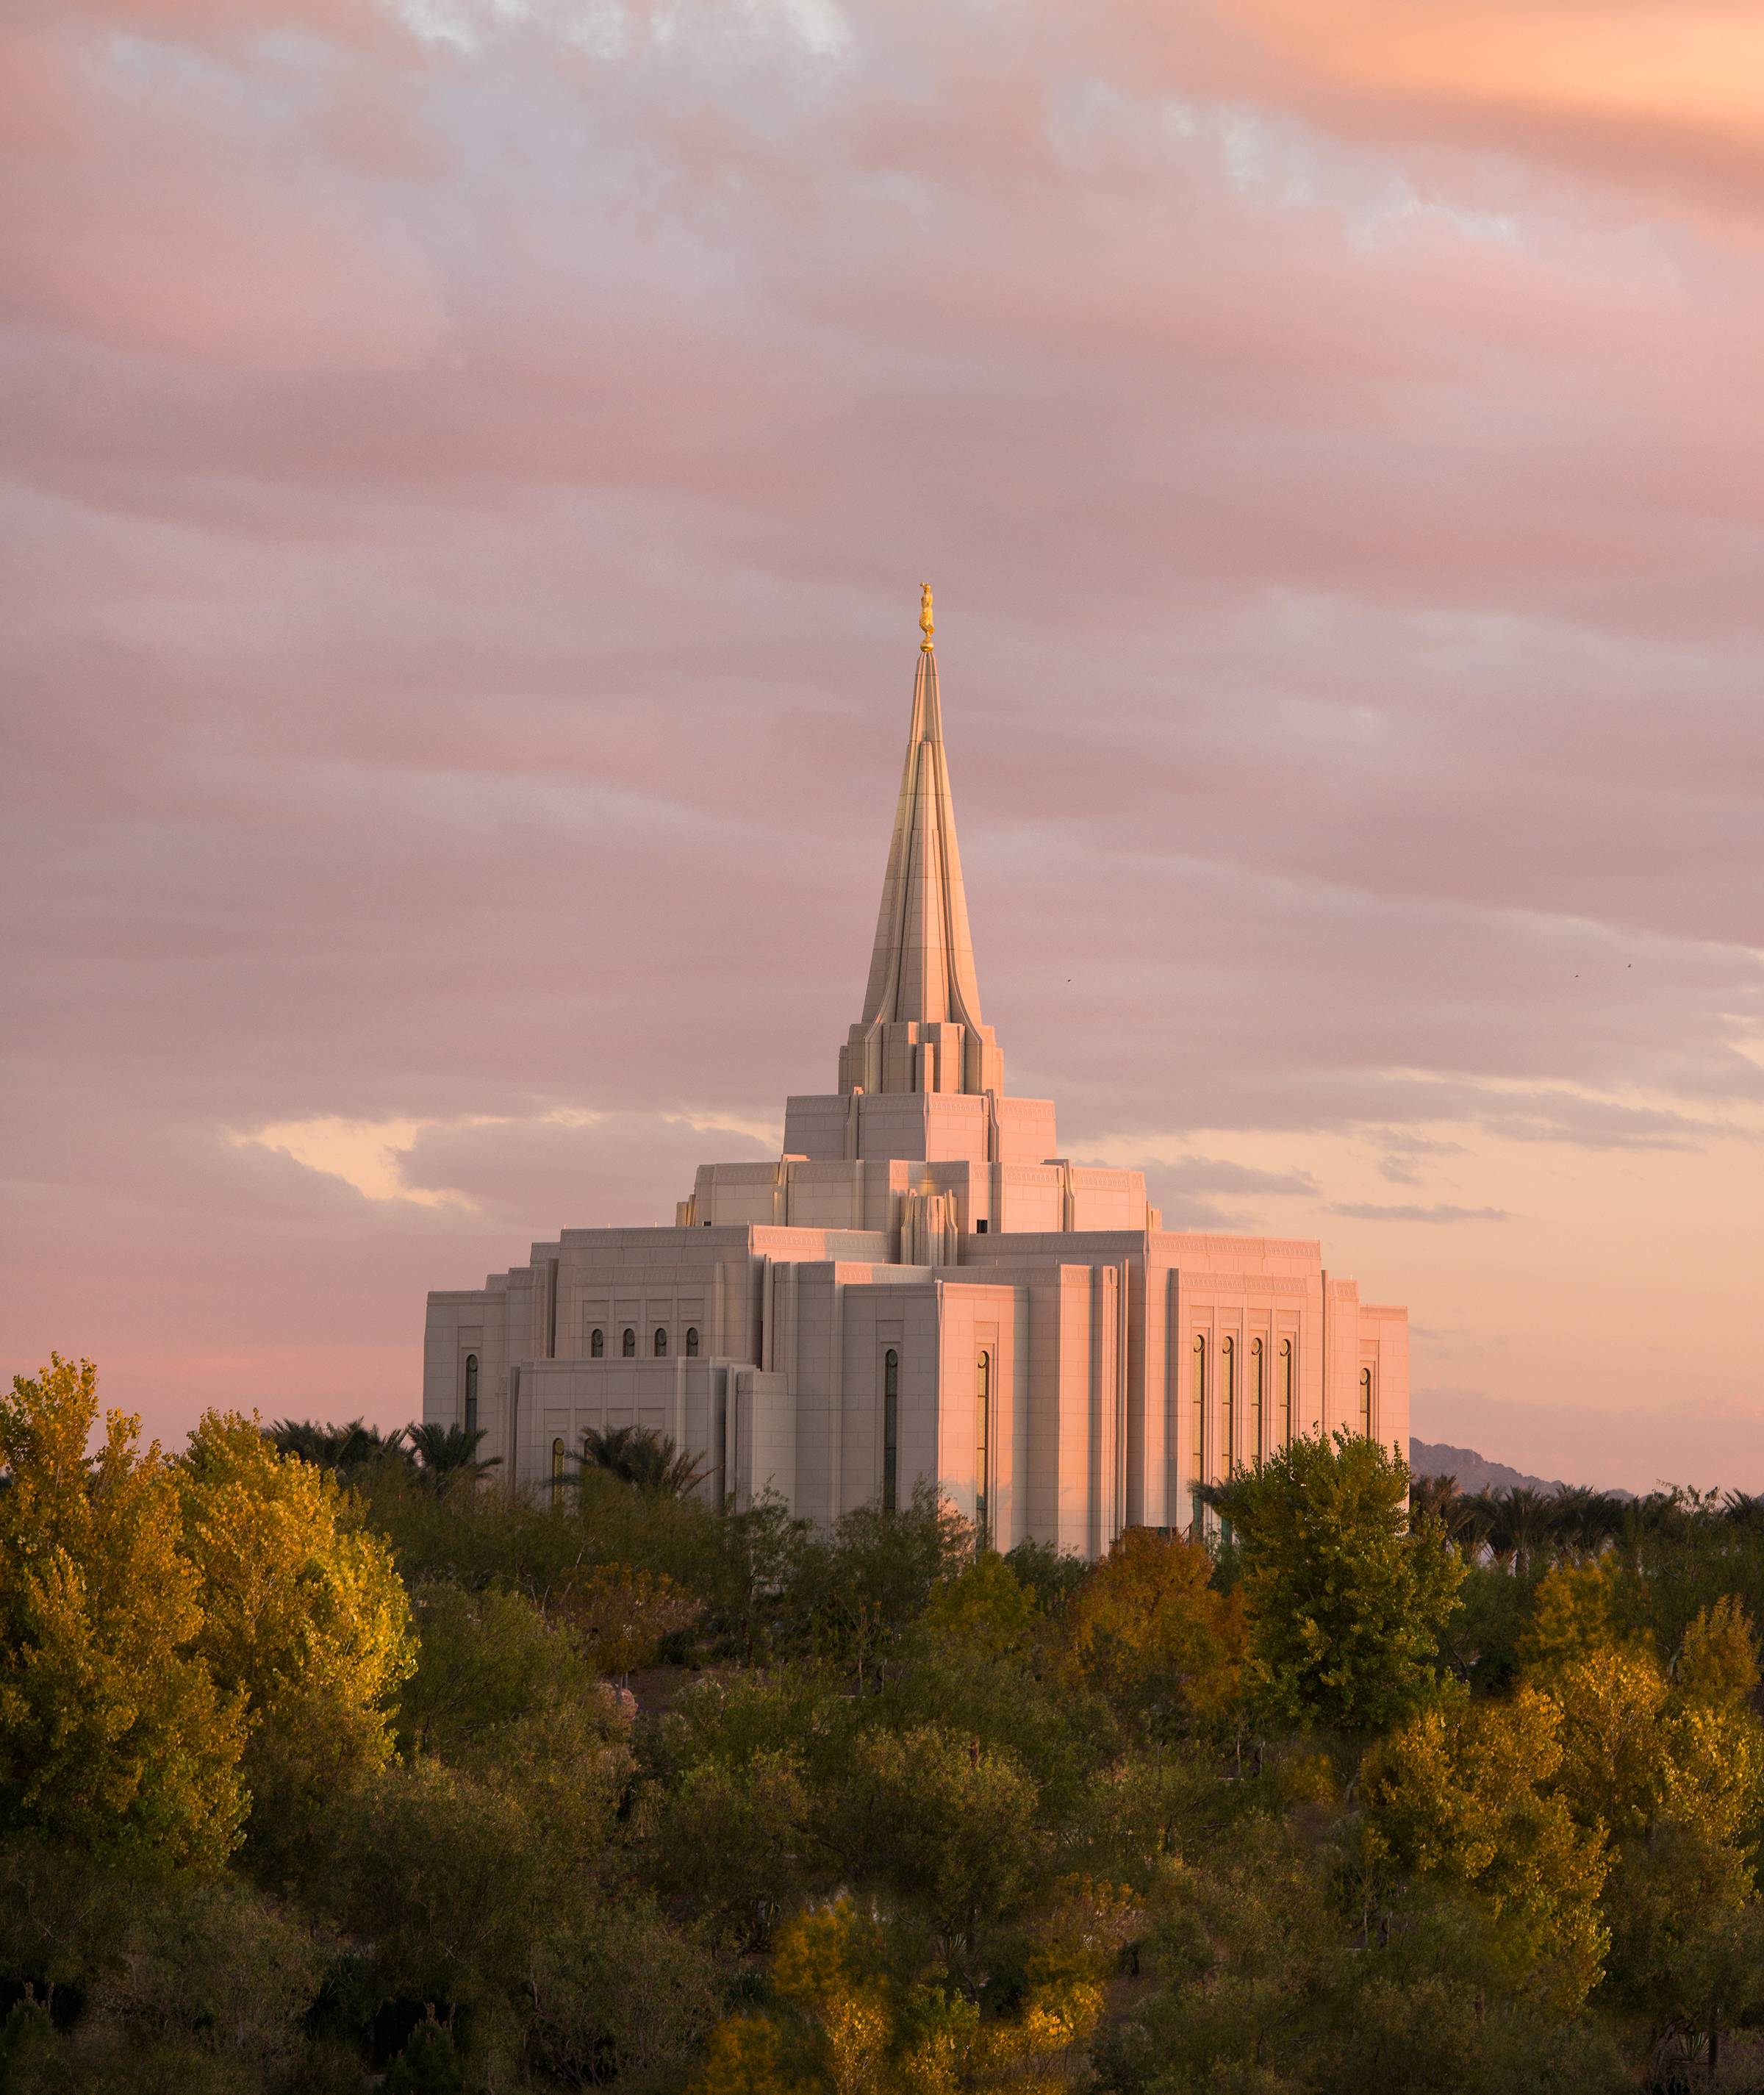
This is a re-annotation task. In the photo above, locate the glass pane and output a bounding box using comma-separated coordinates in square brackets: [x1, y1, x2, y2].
[1191, 1336, 1205, 1482]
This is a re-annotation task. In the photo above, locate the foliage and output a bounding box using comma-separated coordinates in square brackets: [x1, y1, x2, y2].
[18, 1365, 1764, 2091]
[394, 1580, 595, 1761]
[1225, 1430, 1466, 1731]
[781, 1485, 972, 1684]
[551, 1561, 705, 1675]
[691, 1894, 1105, 2095]
[177, 1410, 416, 1861]
[383, 2012, 465, 2095]
[918, 1552, 1035, 1655]
[1364, 1686, 1610, 2005]
[815, 1724, 1042, 1963]
[0, 1358, 248, 1869]
[405, 1422, 502, 1494]
[575, 1426, 711, 1500]
[1064, 1526, 1243, 1745]
[526, 1900, 725, 2087]
[264, 1415, 410, 1483]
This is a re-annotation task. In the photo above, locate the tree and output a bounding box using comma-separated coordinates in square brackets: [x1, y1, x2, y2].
[574, 1425, 711, 1499]
[551, 1561, 704, 1675]
[920, 1551, 1036, 1655]
[265, 1416, 409, 1482]
[0, 1358, 247, 1869]
[404, 1421, 503, 1495]
[177, 1410, 417, 1852]
[383, 2010, 464, 2095]
[1363, 1686, 1610, 2005]
[1063, 1526, 1242, 1744]
[1225, 1430, 1466, 1732]
[816, 1724, 1041, 1969]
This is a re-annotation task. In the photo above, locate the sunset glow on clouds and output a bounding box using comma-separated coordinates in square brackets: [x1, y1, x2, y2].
[3, 0, 1761, 1487]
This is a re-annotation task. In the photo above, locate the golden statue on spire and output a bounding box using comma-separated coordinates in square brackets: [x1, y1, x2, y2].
[919, 583, 935, 652]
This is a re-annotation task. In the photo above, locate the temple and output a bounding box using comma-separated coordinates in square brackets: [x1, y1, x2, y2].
[422, 595, 1409, 1554]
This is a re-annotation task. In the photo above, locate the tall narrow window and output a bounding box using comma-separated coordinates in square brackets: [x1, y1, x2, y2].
[654, 1327, 669, 1358]
[1249, 1339, 1263, 1466]
[685, 1327, 700, 1357]
[883, 1350, 900, 1512]
[622, 1328, 636, 1358]
[975, 1351, 990, 1542]
[1191, 1334, 1205, 1486]
[1359, 1366, 1373, 1439]
[551, 1437, 565, 1486]
[590, 1328, 605, 1358]
[1279, 1339, 1293, 1446]
[1220, 1337, 1236, 1475]
[465, 1354, 478, 1436]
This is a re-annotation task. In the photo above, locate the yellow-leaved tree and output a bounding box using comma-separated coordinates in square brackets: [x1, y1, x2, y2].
[1363, 1683, 1610, 2006]
[1064, 1525, 1243, 1744]
[177, 1410, 417, 1853]
[0, 1357, 248, 1869]
[692, 1894, 1108, 2095]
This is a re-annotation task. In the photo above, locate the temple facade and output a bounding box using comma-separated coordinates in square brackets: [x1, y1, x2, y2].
[423, 600, 1410, 1555]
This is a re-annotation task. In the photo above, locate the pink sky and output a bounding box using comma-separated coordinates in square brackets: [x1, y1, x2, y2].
[4, 0, 1762, 1492]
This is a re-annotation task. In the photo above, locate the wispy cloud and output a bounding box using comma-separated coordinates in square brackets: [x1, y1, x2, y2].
[1328, 1203, 1511, 1225]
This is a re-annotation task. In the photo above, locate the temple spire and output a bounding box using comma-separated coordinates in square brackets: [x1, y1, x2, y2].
[836, 601, 1003, 1098]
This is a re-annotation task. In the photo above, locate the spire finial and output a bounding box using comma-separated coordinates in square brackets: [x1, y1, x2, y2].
[919, 583, 934, 652]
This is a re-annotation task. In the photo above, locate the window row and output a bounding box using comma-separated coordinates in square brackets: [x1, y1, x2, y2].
[587, 1325, 700, 1359]
[1187, 1336, 1377, 1475]
[1189, 1333, 1294, 1478]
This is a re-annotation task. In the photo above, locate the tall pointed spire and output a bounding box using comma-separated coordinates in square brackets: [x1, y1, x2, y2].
[837, 596, 1003, 1098]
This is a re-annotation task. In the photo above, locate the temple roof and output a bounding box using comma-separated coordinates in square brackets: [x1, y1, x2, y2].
[857, 637, 987, 1036]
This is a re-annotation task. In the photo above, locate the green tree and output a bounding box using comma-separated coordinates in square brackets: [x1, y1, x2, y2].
[404, 1421, 503, 1495]
[920, 1550, 1036, 1655]
[0, 1358, 247, 1869]
[384, 2012, 465, 2095]
[575, 1425, 710, 1499]
[1227, 1429, 1465, 1731]
[817, 1724, 1041, 1971]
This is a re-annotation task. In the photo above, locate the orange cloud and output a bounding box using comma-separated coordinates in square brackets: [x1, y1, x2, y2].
[1235, 1, 1764, 126]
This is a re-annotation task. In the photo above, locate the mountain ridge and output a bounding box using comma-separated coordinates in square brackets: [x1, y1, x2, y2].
[1408, 1439, 1635, 1501]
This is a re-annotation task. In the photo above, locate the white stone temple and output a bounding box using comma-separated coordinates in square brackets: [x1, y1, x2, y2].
[423, 595, 1409, 1555]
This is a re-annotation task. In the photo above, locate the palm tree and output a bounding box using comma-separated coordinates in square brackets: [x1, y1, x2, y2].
[265, 1417, 409, 1480]
[1723, 1491, 1764, 1535]
[1549, 1486, 1624, 1560]
[404, 1420, 502, 1494]
[1484, 1486, 1566, 1577]
[1408, 1472, 1480, 1547]
[573, 1425, 711, 1499]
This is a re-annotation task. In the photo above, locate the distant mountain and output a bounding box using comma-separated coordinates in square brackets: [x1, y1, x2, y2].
[1409, 1439, 1569, 1497]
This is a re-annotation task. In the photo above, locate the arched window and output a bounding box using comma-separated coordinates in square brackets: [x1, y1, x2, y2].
[622, 1328, 636, 1358]
[1359, 1366, 1373, 1439]
[1220, 1337, 1236, 1476]
[653, 1327, 669, 1358]
[883, 1349, 899, 1513]
[589, 1328, 605, 1358]
[1279, 1339, 1293, 1447]
[975, 1351, 990, 1541]
[685, 1327, 700, 1357]
[1249, 1339, 1263, 1466]
[1191, 1334, 1205, 1488]
[551, 1437, 565, 1486]
[465, 1353, 478, 1436]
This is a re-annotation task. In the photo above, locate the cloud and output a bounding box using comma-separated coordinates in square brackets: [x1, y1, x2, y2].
[3, 0, 1763, 1468]
[1327, 1203, 1511, 1224]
